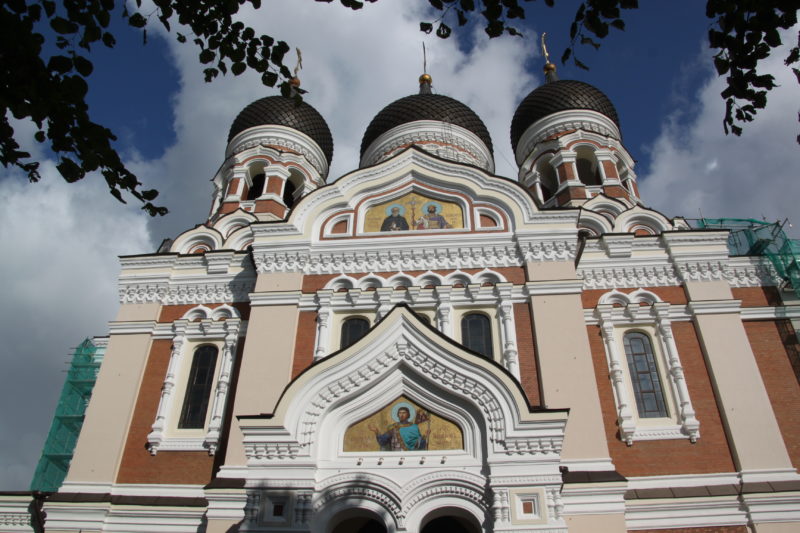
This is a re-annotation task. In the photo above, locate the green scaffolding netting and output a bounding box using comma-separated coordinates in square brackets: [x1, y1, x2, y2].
[30, 338, 104, 492]
[694, 218, 800, 297]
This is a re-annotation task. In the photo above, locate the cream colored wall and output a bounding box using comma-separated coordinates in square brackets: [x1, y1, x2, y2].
[65, 331, 153, 484]
[114, 302, 160, 322]
[564, 513, 626, 532]
[526, 260, 610, 462]
[752, 522, 800, 533]
[225, 272, 303, 466]
[686, 281, 792, 472]
[205, 519, 239, 533]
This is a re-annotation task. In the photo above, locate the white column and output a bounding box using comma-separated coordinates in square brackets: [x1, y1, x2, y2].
[147, 320, 187, 455]
[313, 290, 333, 361]
[496, 284, 520, 380]
[654, 303, 700, 442]
[435, 286, 453, 337]
[375, 287, 394, 322]
[597, 307, 637, 445]
[205, 319, 241, 454]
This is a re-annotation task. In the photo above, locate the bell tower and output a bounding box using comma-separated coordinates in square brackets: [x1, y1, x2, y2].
[511, 37, 639, 208]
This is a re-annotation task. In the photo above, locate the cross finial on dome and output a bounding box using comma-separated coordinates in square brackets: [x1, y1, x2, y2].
[419, 42, 433, 94]
[541, 33, 559, 83]
[289, 48, 303, 91]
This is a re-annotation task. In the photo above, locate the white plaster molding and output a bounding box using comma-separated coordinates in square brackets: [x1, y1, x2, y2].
[560, 482, 627, 516]
[360, 120, 495, 173]
[525, 280, 584, 296]
[147, 314, 242, 456]
[0, 494, 34, 531]
[578, 255, 779, 290]
[119, 278, 255, 305]
[252, 237, 577, 275]
[625, 496, 747, 530]
[227, 124, 329, 178]
[515, 110, 621, 165]
[595, 290, 700, 445]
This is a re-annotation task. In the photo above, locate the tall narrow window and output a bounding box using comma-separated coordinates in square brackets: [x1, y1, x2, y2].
[461, 313, 493, 358]
[283, 180, 297, 208]
[340, 317, 370, 350]
[246, 173, 266, 200]
[178, 345, 219, 429]
[623, 332, 668, 418]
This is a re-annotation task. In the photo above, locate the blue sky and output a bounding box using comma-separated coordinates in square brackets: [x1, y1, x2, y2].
[1, 0, 798, 489]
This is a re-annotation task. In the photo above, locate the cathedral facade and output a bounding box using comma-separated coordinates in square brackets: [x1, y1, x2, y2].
[15, 66, 800, 532]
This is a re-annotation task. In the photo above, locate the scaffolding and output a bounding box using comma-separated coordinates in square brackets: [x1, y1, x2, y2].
[694, 218, 800, 297]
[30, 338, 105, 492]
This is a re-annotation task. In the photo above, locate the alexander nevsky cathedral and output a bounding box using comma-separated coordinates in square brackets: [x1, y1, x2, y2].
[3, 42, 800, 533]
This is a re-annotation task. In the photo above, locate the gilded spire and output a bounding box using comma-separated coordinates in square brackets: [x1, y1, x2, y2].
[541, 33, 558, 83]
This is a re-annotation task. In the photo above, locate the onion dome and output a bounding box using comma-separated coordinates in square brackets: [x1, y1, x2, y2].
[359, 75, 494, 172]
[510, 80, 620, 153]
[361, 93, 493, 157]
[228, 95, 334, 165]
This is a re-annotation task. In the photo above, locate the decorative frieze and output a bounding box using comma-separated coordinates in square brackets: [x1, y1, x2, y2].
[253, 239, 576, 275]
[119, 280, 255, 304]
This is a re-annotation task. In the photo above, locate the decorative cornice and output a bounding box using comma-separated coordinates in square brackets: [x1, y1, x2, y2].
[252, 238, 577, 275]
[578, 256, 779, 290]
[119, 279, 255, 305]
[360, 120, 494, 173]
[516, 109, 621, 165]
[227, 124, 329, 177]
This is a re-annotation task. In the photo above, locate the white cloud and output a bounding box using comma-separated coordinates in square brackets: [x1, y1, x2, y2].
[135, 0, 536, 242]
[639, 29, 800, 236]
[0, 166, 152, 489]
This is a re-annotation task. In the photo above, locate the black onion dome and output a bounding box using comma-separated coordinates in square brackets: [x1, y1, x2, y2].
[228, 96, 333, 164]
[510, 80, 620, 152]
[361, 94, 493, 156]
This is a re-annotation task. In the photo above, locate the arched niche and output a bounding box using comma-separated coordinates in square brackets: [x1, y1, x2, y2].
[343, 395, 464, 453]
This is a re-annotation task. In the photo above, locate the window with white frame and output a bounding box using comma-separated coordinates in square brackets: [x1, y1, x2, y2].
[147, 305, 241, 455]
[310, 271, 522, 380]
[595, 289, 699, 445]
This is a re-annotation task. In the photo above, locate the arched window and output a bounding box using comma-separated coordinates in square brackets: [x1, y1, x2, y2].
[461, 313, 493, 358]
[178, 345, 219, 429]
[623, 332, 668, 418]
[340, 317, 370, 350]
[246, 173, 265, 200]
[536, 157, 558, 202]
[283, 180, 297, 208]
[575, 146, 602, 186]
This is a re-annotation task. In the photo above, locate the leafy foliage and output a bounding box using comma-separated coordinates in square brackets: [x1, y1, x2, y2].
[0, 0, 374, 215]
[423, 0, 800, 144]
[1, 0, 798, 216]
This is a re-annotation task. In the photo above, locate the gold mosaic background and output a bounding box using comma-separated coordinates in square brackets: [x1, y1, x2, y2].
[343, 395, 464, 452]
[364, 193, 464, 233]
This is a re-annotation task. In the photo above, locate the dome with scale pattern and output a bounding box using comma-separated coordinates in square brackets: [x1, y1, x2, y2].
[510, 80, 619, 152]
[361, 93, 493, 157]
[228, 95, 333, 165]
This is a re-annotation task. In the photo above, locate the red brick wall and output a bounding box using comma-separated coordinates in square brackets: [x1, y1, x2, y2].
[301, 267, 527, 293]
[116, 339, 215, 484]
[292, 311, 318, 378]
[158, 302, 251, 323]
[588, 321, 736, 476]
[582, 286, 687, 309]
[745, 319, 800, 469]
[514, 302, 540, 406]
[732, 286, 782, 307]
